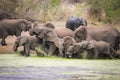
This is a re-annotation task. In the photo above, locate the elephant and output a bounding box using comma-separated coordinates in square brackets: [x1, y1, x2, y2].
[55, 28, 74, 38]
[0, 19, 32, 46]
[66, 40, 114, 59]
[13, 36, 48, 57]
[63, 36, 76, 57]
[29, 27, 74, 42]
[0, 10, 12, 20]
[29, 27, 73, 57]
[74, 26, 119, 56]
[66, 17, 87, 31]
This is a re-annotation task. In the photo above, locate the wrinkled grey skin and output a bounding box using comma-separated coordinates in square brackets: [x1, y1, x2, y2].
[74, 26, 119, 57]
[13, 36, 47, 57]
[29, 27, 72, 57]
[66, 17, 87, 31]
[66, 40, 114, 59]
[0, 19, 32, 46]
[63, 36, 76, 58]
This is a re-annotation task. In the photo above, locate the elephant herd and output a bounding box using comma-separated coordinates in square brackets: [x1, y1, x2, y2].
[0, 15, 120, 59]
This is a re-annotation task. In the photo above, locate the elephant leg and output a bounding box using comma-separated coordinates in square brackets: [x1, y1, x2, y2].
[1, 33, 8, 46]
[58, 48, 64, 57]
[87, 49, 94, 59]
[13, 45, 18, 52]
[107, 49, 114, 59]
[110, 47, 118, 57]
[94, 48, 99, 59]
[24, 45, 30, 57]
[87, 50, 92, 59]
[109, 54, 114, 59]
[20, 51, 25, 56]
[48, 42, 56, 56]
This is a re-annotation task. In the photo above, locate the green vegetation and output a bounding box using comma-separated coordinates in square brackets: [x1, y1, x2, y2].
[1, 0, 120, 24]
[88, 0, 120, 24]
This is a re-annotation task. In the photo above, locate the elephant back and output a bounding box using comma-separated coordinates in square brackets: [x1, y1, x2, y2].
[55, 28, 74, 38]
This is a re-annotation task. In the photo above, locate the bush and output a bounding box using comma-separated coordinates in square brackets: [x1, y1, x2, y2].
[88, 0, 120, 23]
[0, 0, 19, 16]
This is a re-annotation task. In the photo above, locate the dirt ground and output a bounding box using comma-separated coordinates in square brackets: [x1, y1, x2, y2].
[0, 32, 30, 53]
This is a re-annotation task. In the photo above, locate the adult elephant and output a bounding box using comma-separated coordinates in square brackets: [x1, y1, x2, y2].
[13, 36, 47, 57]
[66, 17, 87, 31]
[29, 27, 74, 40]
[0, 19, 32, 46]
[74, 26, 119, 57]
[29, 27, 73, 56]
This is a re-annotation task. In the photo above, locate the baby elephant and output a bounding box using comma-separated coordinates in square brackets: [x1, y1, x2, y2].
[13, 36, 47, 57]
[66, 40, 114, 59]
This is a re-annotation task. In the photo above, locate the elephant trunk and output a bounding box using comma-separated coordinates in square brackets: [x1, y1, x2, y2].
[29, 29, 34, 36]
[13, 44, 18, 52]
[13, 40, 20, 52]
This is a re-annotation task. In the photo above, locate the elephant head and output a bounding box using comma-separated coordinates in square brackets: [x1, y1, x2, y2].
[74, 26, 87, 42]
[44, 29, 58, 42]
[13, 36, 29, 52]
[29, 27, 57, 46]
[77, 18, 87, 27]
[29, 27, 47, 39]
[29, 27, 40, 36]
[63, 36, 76, 52]
[66, 17, 87, 31]
[19, 19, 32, 31]
[66, 40, 95, 58]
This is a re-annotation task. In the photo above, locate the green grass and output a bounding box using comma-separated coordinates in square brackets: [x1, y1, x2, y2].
[0, 53, 120, 67]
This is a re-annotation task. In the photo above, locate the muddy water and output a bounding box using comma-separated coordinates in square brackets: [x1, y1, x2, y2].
[0, 54, 120, 80]
[0, 66, 120, 80]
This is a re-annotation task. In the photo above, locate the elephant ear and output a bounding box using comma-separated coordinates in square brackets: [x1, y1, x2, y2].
[76, 18, 82, 26]
[29, 28, 41, 36]
[54, 38, 64, 55]
[19, 36, 28, 46]
[74, 26, 87, 42]
[53, 38, 64, 48]
[87, 40, 95, 49]
[19, 22, 26, 31]
[45, 29, 57, 42]
[73, 44, 81, 54]
[83, 19, 87, 26]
